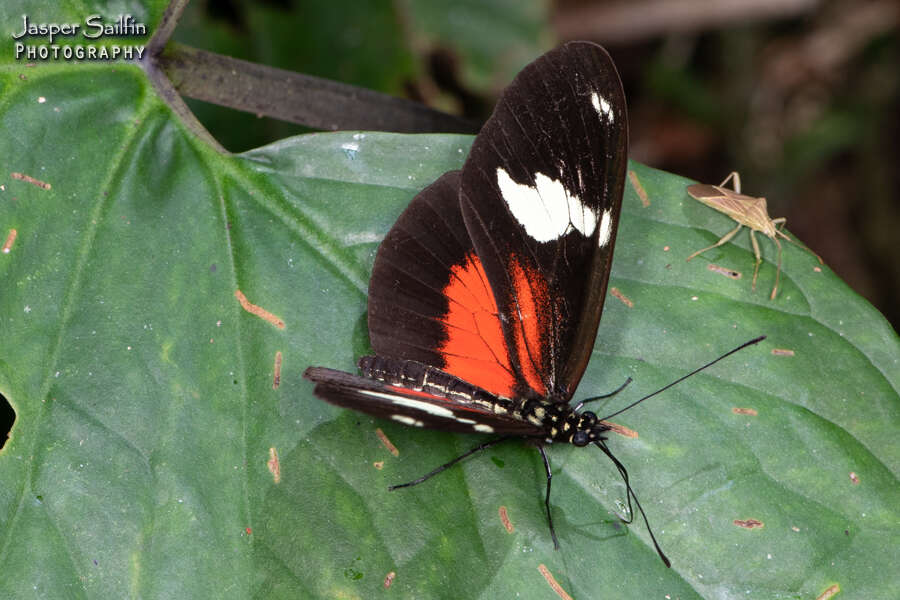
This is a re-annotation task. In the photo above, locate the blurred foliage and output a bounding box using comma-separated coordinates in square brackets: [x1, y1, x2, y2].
[173, 0, 547, 152]
[172, 0, 897, 328]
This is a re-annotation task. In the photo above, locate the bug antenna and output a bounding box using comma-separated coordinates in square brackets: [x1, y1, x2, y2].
[600, 336, 765, 421]
[595, 440, 671, 568]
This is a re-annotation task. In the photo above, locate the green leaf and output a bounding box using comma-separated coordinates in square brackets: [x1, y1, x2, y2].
[1, 18, 898, 600]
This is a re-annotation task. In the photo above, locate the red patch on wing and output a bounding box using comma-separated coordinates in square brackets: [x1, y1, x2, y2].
[438, 253, 518, 397]
[437, 252, 550, 398]
[509, 257, 549, 395]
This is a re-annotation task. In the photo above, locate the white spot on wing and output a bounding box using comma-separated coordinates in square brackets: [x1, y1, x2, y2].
[474, 424, 494, 433]
[359, 390, 454, 418]
[391, 415, 424, 427]
[598, 209, 613, 248]
[591, 92, 613, 122]
[496, 168, 598, 242]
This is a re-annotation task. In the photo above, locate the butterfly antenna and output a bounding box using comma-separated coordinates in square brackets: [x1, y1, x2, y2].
[600, 336, 765, 421]
[595, 440, 671, 568]
[576, 376, 633, 410]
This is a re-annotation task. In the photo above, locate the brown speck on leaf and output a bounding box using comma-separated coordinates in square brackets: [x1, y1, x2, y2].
[2, 229, 17, 254]
[771, 348, 795, 357]
[816, 584, 840, 600]
[663, 245, 670, 251]
[499, 506, 514, 533]
[791, 526, 800, 532]
[234, 289, 285, 329]
[267, 447, 281, 483]
[707, 263, 742, 279]
[538, 564, 573, 600]
[10, 172, 51, 190]
[383, 571, 396, 589]
[376, 428, 399, 457]
[273, 351, 282, 389]
[373, 461, 384, 470]
[732, 407, 758, 416]
[849, 472, 860, 484]
[610, 287, 634, 308]
[600, 420, 638, 438]
[628, 170, 650, 207]
[814, 266, 822, 273]
[733, 518, 764, 529]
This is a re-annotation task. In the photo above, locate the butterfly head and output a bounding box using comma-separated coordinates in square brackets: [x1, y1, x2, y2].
[568, 410, 611, 447]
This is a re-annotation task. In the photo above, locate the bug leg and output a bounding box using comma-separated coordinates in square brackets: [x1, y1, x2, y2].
[388, 437, 511, 490]
[771, 236, 783, 300]
[749, 229, 763, 291]
[774, 218, 824, 264]
[537, 445, 560, 550]
[720, 171, 741, 194]
[686, 223, 742, 262]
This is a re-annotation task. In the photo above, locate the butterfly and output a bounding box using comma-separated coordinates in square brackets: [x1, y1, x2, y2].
[304, 41, 762, 567]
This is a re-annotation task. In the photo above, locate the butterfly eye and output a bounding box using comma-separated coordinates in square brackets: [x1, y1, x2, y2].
[581, 410, 596, 420]
[572, 431, 590, 447]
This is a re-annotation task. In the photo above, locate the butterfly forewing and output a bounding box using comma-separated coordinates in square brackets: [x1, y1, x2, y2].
[310, 42, 628, 433]
[459, 41, 628, 402]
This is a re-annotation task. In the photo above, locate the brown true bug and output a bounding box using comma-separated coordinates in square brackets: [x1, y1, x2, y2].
[686, 172, 823, 300]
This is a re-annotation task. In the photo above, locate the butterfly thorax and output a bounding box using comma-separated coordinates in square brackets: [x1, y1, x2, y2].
[531, 401, 611, 446]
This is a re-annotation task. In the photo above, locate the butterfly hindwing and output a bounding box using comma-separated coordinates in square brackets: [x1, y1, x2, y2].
[305, 362, 543, 435]
[459, 41, 628, 401]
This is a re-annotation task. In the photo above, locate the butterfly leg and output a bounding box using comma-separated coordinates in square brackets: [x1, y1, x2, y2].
[537, 445, 560, 550]
[388, 437, 511, 491]
[594, 440, 671, 567]
[686, 222, 743, 262]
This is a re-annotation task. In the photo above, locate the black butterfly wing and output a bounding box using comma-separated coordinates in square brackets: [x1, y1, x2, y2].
[310, 42, 627, 421]
[459, 41, 628, 401]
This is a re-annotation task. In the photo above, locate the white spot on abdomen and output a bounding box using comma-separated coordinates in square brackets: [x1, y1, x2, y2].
[359, 390, 454, 418]
[496, 168, 598, 242]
